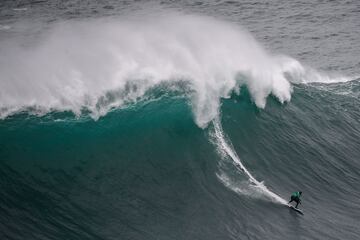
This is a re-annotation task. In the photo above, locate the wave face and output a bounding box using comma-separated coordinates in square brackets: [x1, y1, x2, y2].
[1, 81, 360, 240]
[1, 1, 360, 239]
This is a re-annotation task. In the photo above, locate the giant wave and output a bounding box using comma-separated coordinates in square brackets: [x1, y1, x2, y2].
[0, 13, 316, 126]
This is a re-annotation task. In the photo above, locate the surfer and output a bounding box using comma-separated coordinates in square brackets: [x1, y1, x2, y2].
[288, 191, 302, 208]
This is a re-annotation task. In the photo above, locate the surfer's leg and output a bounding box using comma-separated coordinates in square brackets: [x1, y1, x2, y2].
[295, 201, 299, 208]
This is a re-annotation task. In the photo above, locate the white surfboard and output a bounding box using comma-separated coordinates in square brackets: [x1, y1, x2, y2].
[289, 205, 304, 215]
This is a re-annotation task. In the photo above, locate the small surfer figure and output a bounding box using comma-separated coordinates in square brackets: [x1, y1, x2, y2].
[288, 191, 302, 208]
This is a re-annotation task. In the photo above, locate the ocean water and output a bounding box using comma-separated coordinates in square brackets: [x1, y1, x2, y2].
[0, 0, 359, 239]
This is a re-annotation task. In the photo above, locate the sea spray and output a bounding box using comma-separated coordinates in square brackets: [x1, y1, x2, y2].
[0, 13, 348, 127]
[0, 13, 296, 127]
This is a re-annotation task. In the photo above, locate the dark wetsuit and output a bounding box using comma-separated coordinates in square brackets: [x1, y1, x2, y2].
[288, 192, 301, 208]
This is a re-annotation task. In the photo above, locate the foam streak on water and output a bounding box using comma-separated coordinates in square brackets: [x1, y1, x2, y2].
[212, 117, 287, 205]
[1, 12, 352, 127]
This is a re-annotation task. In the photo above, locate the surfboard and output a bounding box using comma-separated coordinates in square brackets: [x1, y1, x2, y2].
[289, 205, 304, 215]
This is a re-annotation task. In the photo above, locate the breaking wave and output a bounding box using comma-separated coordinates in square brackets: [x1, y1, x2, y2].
[0, 13, 347, 127]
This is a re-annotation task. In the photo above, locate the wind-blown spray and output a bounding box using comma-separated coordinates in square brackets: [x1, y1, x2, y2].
[0, 13, 299, 126]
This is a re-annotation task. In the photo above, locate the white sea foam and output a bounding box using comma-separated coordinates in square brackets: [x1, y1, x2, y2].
[275, 55, 358, 84]
[0, 13, 347, 126]
[13, 8, 28, 11]
[0, 25, 11, 30]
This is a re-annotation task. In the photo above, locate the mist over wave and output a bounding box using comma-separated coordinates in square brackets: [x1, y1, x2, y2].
[0, 13, 324, 127]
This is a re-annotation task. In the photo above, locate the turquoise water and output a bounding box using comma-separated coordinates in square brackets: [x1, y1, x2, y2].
[1, 82, 360, 239]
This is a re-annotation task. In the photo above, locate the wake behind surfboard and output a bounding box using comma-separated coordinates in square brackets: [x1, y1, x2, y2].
[288, 205, 304, 215]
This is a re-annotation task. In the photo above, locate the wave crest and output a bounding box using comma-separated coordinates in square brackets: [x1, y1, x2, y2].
[0, 13, 343, 126]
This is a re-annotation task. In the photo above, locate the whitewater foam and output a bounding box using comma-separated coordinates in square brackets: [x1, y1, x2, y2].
[0, 13, 296, 126]
[13, 8, 28, 11]
[0, 13, 350, 126]
[0, 25, 11, 30]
